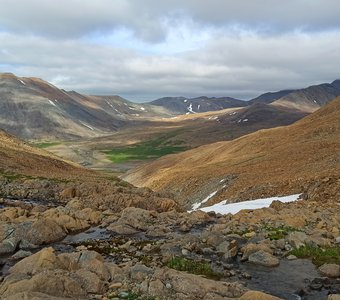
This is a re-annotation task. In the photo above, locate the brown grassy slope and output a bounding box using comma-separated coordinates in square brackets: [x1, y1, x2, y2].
[0, 129, 94, 179]
[123, 97, 340, 207]
[0, 129, 182, 212]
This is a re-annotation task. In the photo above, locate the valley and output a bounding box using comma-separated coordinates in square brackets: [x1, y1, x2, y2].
[0, 73, 339, 300]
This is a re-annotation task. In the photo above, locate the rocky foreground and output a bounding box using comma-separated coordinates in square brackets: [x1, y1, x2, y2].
[0, 178, 339, 300]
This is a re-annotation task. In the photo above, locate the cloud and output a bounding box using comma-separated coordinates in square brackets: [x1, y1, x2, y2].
[1, 0, 340, 41]
[0, 1, 340, 101]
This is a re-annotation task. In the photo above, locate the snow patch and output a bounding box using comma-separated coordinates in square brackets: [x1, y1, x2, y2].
[197, 104, 201, 110]
[48, 100, 57, 107]
[18, 79, 26, 85]
[243, 119, 249, 122]
[197, 194, 301, 215]
[80, 122, 94, 131]
[187, 103, 196, 113]
[106, 100, 116, 110]
[191, 190, 218, 211]
[140, 107, 145, 111]
[184, 99, 188, 103]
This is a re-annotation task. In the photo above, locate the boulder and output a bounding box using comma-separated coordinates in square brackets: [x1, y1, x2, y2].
[0, 270, 86, 299]
[286, 232, 308, 249]
[248, 250, 279, 267]
[107, 207, 157, 234]
[240, 290, 283, 300]
[73, 269, 106, 294]
[26, 219, 66, 245]
[241, 243, 273, 261]
[10, 247, 58, 275]
[146, 268, 246, 299]
[318, 264, 340, 278]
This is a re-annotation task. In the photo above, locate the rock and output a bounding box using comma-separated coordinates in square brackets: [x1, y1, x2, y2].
[181, 248, 190, 256]
[130, 264, 153, 282]
[328, 295, 340, 300]
[0, 223, 15, 241]
[0, 270, 86, 299]
[105, 262, 124, 282]
[3, 291, 76, 299]
[0, 238, 18, 255]
[106, 223, 139, 235]
[241, 243, 273, 261]
[26, 219, 66, 245]
[335, 237, 340, 244]
[216, 240, 238, 260]
[11, 250, 32, 260]
[309, 278, 323, 290]
[118, 207, 154, 231]
[65, 199, 84, 210]
[286, 255, 297, 260]
[243, 231, 256, 238]
[240, 290, 283, 300]
[74, 269, 106, 294]
[269, 200, 286, 211]
[275, 239, 286, 250]
[319, 264, 340, 278]
[60, 187, 79, 199]
[286, 232, 308, 249]
[58, 251, 111, 281]
[10, 247, 58, 275]
[147, 268, 246, 299]
[248, 250, 279, 267]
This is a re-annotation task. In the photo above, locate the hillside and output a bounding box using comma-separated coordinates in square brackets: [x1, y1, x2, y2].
[0, 129, 91, 179]
[123, 97, 340, 208]
[249, 89, 294, 104]
[272, 80, 340, 112]
[0, 73, 170, 140]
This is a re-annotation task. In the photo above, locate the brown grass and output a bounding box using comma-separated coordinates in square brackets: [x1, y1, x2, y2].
[123, 97, 340, 207]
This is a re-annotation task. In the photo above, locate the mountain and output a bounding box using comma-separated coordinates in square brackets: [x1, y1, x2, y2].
[271, 80, 340, 112]
[0, 73, 170, 140]
[123, 96, 340, 209]
[249, 89, 294, 104]
[149, 96, 247, 115]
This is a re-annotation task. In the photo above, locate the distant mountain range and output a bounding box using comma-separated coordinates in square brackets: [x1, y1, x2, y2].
[0, 72, 339, 140]
[0, 73, 169, 140]
[148, 96, 247, 114]
[149, 79, 340, 115]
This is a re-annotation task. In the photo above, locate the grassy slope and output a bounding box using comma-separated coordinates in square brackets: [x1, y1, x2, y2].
[104, 132, 187, 163]
[123, 97, 340, 206]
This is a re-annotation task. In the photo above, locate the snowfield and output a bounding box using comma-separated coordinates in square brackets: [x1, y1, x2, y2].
[192, 194, 301, 215]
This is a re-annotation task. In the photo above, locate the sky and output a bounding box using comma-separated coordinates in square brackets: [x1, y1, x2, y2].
[0, 0, 340, 102]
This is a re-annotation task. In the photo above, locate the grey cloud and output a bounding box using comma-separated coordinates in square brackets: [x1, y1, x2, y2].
[1, 30, 339, 101]
[1, 0, 340, 41]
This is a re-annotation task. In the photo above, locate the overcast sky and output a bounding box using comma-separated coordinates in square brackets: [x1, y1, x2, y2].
[1, 0, 340, 102]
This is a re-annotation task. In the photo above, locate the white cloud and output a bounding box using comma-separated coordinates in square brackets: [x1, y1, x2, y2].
[0, 1, 340, 101]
